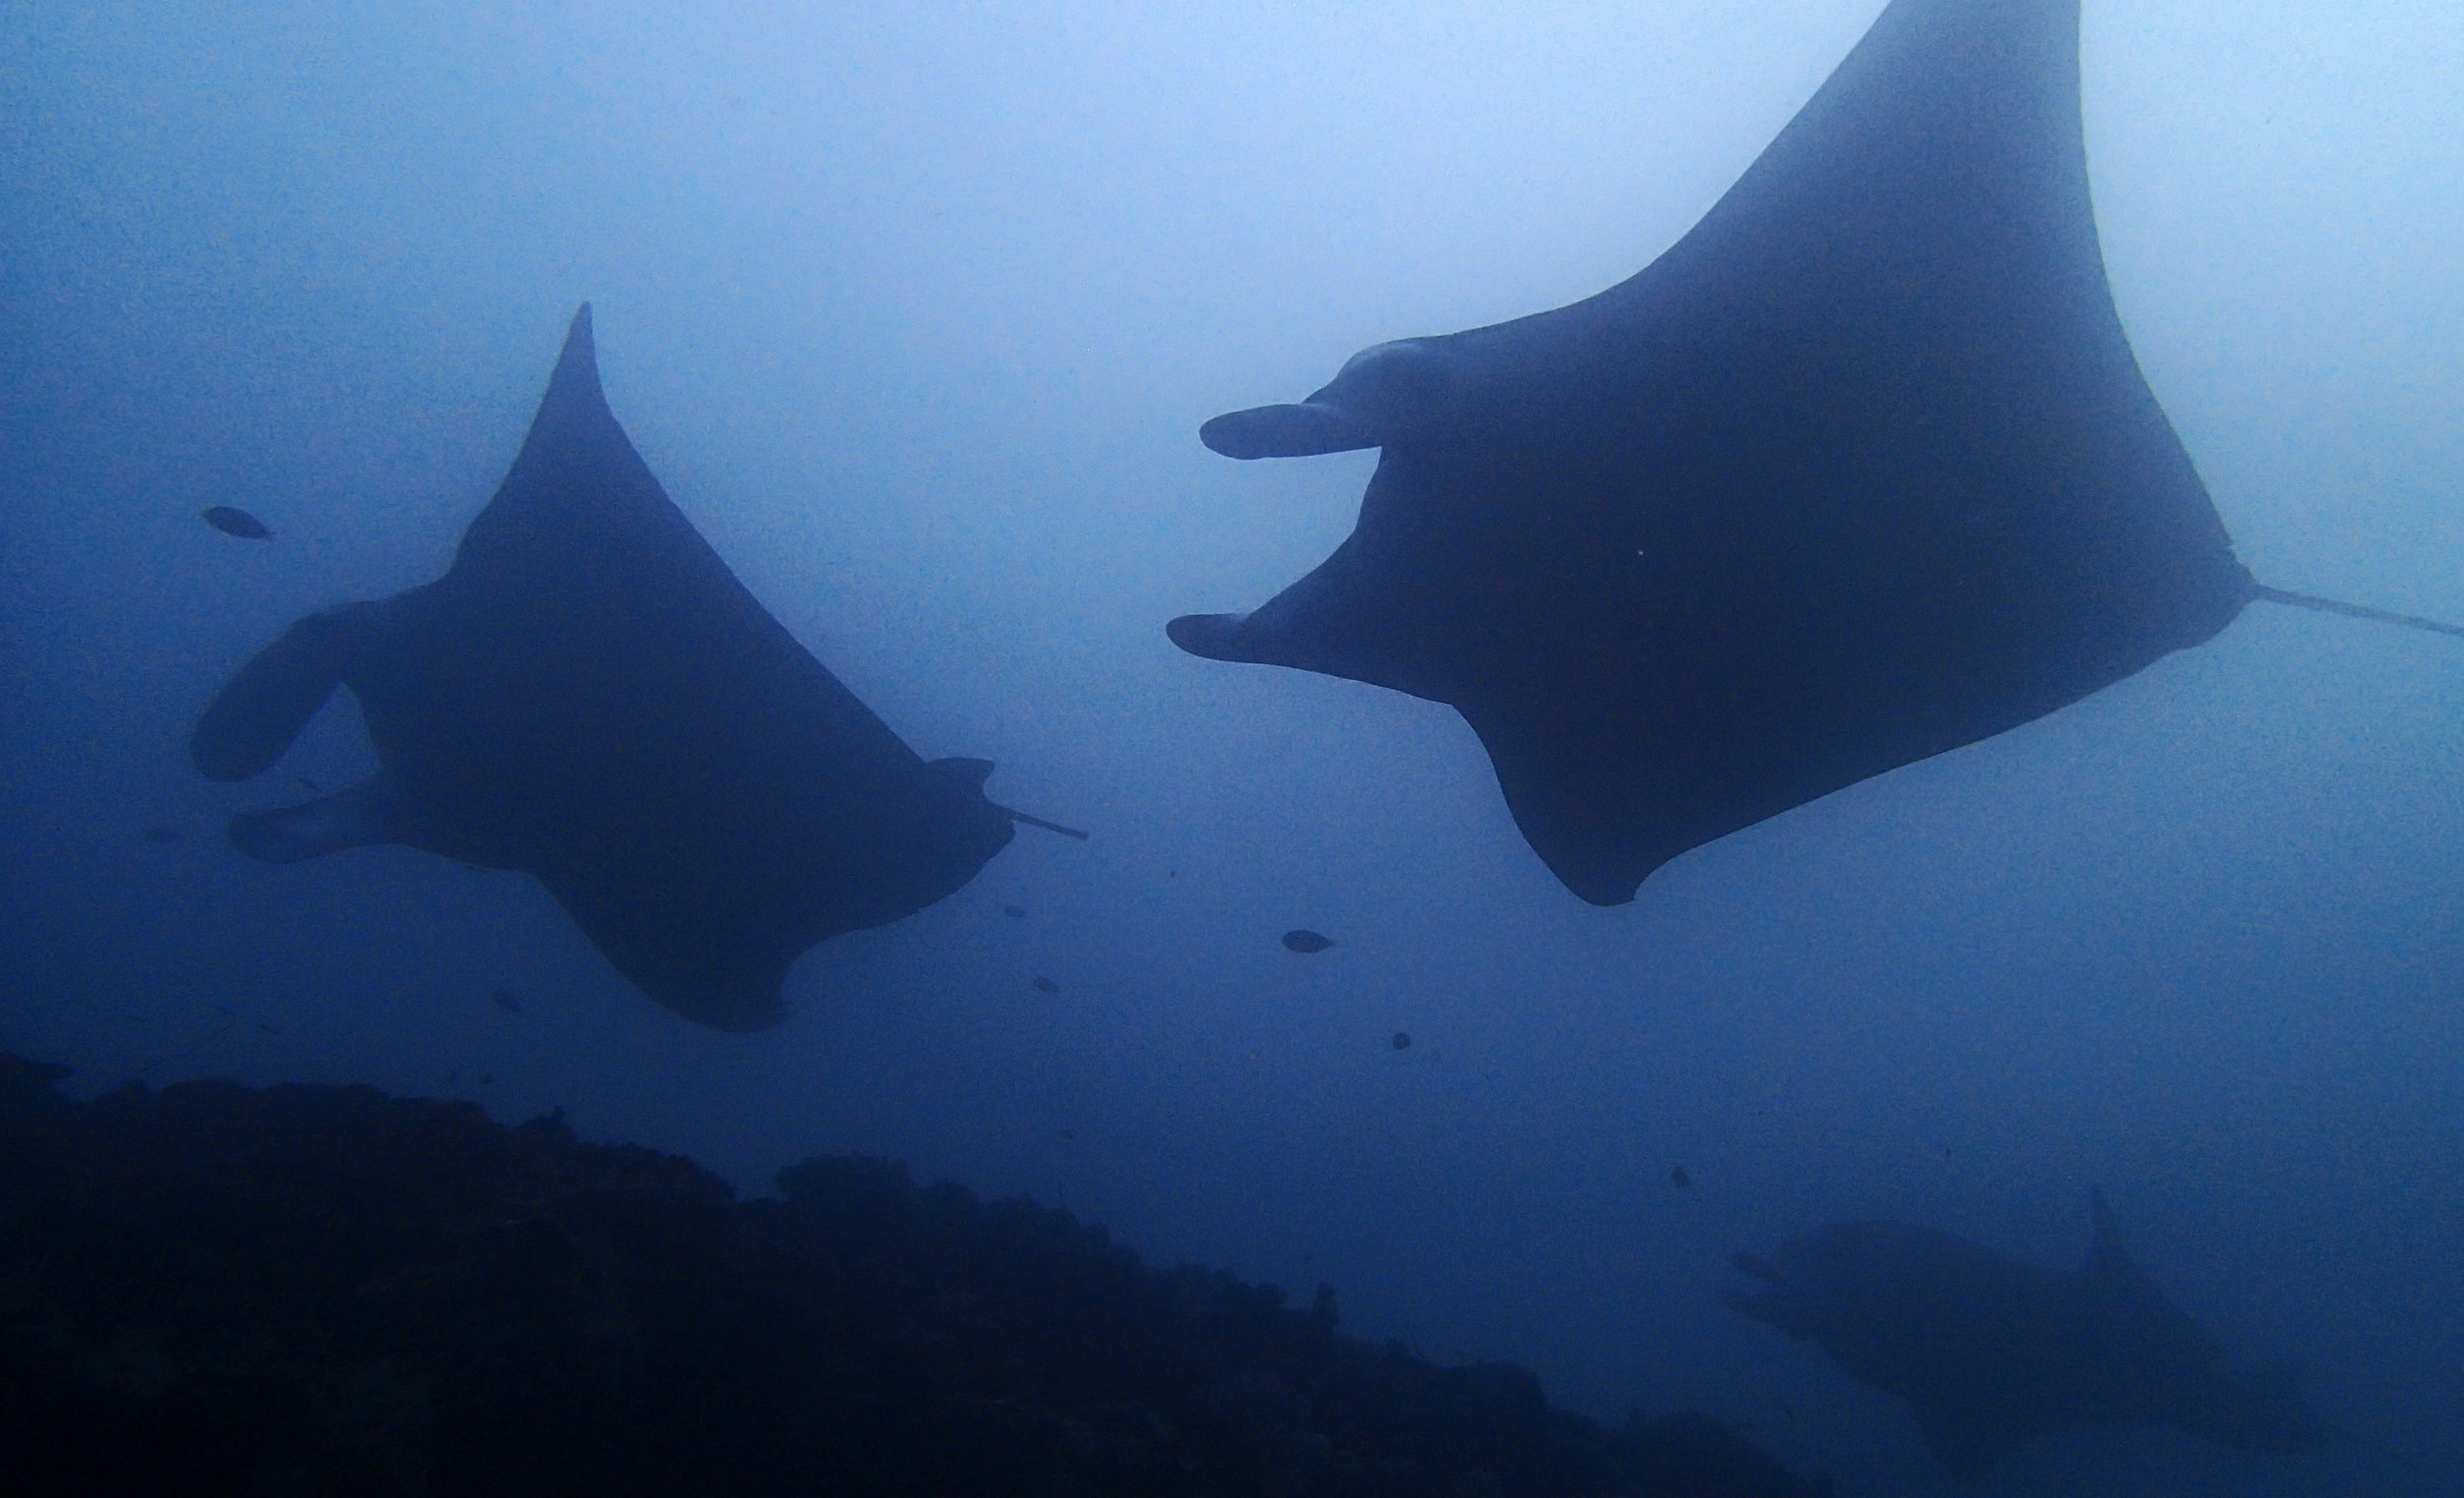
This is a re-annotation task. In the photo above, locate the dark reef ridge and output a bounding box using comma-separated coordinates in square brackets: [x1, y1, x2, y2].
[0, 1053, 1820, 1496]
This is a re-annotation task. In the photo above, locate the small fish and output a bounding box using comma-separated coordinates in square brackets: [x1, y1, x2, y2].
[1058, 1127, 1076, 1142]
[254, 1021, 278, 1035]
[1671, 1165, 1691, 1190]
[1282, 929, 1335, 954]
[202, 506, 271, 540]
[489, 987, 521, 1013]
[477, 1073, 494, 1085]
[1031, 975, 1060, 994]
[291, 774, 322, 793]
[1003, 904, 1028, 919]
[139, 822, 184, 844]
[1391, 1031, 1411, 1051]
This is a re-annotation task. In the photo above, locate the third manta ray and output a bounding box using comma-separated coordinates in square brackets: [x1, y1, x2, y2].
[1726, 1191, 2328, 1481]
[1171, 0, 2459, 904]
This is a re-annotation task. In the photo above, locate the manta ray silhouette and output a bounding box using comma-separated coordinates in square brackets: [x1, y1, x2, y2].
[1726, 1190, 2329, 1481]
[1171, 0, 2459, 904]
[193, 306, 1081, 1032]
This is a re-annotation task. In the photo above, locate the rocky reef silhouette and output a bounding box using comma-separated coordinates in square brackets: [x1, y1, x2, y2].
[0, 1053, 1818, 1496]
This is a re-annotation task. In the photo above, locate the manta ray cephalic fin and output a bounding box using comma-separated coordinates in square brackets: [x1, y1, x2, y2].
[191, 604, 382, 782]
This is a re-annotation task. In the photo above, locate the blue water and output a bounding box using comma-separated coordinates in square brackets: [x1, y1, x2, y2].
[4, 3, 2458, 1491]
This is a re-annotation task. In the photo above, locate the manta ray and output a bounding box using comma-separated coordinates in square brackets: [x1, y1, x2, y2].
[192, 306, 1081, 1032]
[1726, 1190, 2327, 1481]
[1172, 0, 2457, 904]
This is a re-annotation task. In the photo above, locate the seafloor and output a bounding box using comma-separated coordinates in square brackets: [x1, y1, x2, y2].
[0, 1052, 1821, 1496]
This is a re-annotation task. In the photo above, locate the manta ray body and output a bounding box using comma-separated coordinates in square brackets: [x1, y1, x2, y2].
[1173, 0, 2454, 901]
[193, 307, 1071, 1031]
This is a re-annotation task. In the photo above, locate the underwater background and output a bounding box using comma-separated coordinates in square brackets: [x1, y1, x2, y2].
[3, 1, 2458, 1491]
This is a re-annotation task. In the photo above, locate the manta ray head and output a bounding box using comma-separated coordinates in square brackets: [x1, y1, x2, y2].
[1721, 1221, 1936, 1341]
[1722, 1228, 1846, 1335]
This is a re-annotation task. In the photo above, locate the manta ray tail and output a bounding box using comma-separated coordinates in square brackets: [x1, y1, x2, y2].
[2251, 584, 2464, 640]
[191, 604, 378, 781]
[924, 756, 1089, 840]
[996, 805, 1090, 841]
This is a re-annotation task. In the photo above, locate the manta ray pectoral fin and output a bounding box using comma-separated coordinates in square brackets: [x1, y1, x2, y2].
[191, 604, 379, 781]
[1200, 401, 1381, 459]
[1462, 710, 1666, 907]
[536, 866, 791, 1033]
[227, 776, 401, 863]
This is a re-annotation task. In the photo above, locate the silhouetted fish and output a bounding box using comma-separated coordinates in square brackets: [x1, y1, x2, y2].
[1390, 1031, 1410, 1051]
[1032, 975, 1060, 994]
[489, 987, 520, 1013]
[1671, 1165, 1691, 1190]
[1003, 904, 1027, 918]
[1282, 929, 1335, 954]
[139, 823, 183, 844]
[202, 506, 271, 540]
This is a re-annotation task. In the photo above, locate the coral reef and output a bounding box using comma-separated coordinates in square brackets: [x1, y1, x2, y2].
[0, 1054, 1819, 1496]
